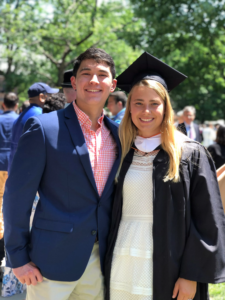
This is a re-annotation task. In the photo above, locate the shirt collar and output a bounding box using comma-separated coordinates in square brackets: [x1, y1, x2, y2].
[73, 101, 104, 129]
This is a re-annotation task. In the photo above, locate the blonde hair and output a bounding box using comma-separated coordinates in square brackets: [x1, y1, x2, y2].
[118, 80, 182, 182]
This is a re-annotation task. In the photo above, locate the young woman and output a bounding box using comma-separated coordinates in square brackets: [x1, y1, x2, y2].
[104, 53, 225, 300]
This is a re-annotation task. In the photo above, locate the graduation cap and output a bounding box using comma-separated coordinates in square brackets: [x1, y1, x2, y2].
[116, 52, 187, 93]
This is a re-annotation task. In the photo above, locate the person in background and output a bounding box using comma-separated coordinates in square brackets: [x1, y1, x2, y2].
[8, 82, 59, 172]
[0, 93, 18, 240]
[43, 93, 66, 113]
[208, 125, 225, 169]
[0, 93, 19, 297]
[61, 69, 77, 106]
[107, 91, 127, 124]
[19, 100, 30, 114]
[182, 106, 202, 142]
[202, 123, 216, 147]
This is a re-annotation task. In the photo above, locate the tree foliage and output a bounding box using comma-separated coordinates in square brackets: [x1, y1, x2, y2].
[130, 0, 225, 121]
[0, 0, 141, 99]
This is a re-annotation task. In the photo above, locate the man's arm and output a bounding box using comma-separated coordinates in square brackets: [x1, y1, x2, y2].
[3, 116, 46, 268]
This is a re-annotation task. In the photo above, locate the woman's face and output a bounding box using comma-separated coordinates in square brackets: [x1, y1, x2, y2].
[130, 85, 165, 138]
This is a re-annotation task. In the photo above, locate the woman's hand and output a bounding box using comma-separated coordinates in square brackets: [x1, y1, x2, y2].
[172, 278, 197, 300]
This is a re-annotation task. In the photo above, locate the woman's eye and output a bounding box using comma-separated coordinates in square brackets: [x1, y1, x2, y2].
[135, 102, 142, 106]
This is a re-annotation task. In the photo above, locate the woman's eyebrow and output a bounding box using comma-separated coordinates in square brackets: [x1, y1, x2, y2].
[133, 99, 160, 102]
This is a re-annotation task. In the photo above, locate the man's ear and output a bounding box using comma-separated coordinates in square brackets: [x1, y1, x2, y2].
[118, 101, 123, 109]
[110, 79, 117, 93]
[71, 76, 76, 91]
[39, 93, 46, 103]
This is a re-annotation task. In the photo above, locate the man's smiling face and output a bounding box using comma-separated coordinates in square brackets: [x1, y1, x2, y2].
[71, 59, 117, 109]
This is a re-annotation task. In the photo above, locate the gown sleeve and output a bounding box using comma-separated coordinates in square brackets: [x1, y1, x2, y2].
[179, 144, 225, 283]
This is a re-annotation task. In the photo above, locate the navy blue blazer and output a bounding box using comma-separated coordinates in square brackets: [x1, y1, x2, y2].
[0, 111, 18, 171]
[3, 103, 121, 281]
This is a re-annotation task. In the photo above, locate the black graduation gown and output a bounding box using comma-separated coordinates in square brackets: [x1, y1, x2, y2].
[104, 137, 225, 300]
[208, 143, 225, 170]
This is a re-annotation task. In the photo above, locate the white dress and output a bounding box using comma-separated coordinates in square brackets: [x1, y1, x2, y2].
[110, 149, 159, 300]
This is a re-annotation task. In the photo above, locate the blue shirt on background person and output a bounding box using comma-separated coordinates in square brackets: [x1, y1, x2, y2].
[8, 82, 59, 172]
[0, 111, 18, 171]
[112, 107, 126, 124]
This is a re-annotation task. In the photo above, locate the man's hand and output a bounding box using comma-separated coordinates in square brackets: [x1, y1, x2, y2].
[13, 262, 43, 286]
[172, 278, 197, 300]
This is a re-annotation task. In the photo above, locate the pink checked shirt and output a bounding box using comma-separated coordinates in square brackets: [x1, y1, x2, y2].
[73, 101, 117, 196]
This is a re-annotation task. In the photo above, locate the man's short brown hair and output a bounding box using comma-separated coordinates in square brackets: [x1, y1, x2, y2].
[73, 48, 116, 79]
[4, 92, 18, 109]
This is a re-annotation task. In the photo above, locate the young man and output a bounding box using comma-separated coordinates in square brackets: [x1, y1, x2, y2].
[0, 93, 18, 239]
[8, 82, 59, 171]
[3, 48, 120, 300]
[107, 91, 127, 124]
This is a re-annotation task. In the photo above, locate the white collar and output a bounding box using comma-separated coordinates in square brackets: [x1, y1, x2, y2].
[134, 134, 161, 152]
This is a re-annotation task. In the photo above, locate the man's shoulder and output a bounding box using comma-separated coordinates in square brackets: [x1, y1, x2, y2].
[0, 112, 18, 122]
[32, 109, 65, 131]
[36, 108, 64, 122]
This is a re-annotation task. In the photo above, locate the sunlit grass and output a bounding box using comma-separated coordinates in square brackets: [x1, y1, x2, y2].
[209, 283, 225, 300]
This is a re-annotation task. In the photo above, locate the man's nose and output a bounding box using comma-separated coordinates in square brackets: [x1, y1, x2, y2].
[90, 74, 99, 84]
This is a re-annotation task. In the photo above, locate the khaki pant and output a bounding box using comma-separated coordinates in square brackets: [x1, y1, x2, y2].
[26, 243, 104, 300]
[0, 171, 8, 239]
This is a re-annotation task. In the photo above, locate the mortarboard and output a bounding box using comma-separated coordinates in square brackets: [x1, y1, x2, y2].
[116, 52, 187, 93]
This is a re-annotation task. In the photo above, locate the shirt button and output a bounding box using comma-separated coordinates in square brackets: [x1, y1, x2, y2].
[92, 230, 97, 235]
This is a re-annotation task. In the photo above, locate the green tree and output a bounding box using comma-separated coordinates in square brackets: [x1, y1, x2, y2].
[0, 0, 142, 100]
[0, 0, 42, 94]
[129, 0, 225, 121]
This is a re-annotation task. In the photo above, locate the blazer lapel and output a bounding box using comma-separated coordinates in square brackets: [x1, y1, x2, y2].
[64, 104, 98, 194]
[100, 117, 122, 200]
